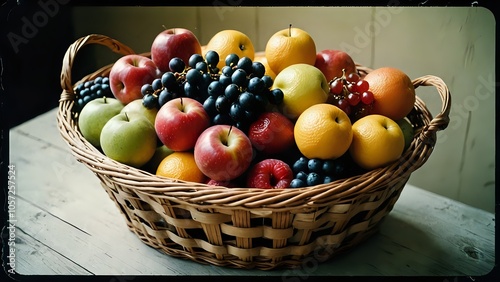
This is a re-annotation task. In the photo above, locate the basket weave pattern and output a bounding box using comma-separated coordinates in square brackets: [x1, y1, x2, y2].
[58, 34, 451, 270]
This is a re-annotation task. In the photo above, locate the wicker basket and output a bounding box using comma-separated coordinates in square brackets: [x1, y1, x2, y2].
[58, 34, 451, 270]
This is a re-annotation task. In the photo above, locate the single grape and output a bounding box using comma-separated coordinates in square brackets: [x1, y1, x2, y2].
[296, 171, 308, 182]
[361, 90, 375, 105]
[184, 82, 200, 98]
[186, 68, 203, 85]
[308, 158, 323, 173]
[231, 69, 247, 87]
[268, 88, 284, 105]
[158, 88, 174, 106]
[251, 62, 266, 78]
[261, 75, 273, 88]
[229, 102, 244, 121]
[336, 99, 351, 115]
[215, 95, 231, 113]
[213, 113, 233, 125]
[142, 94, 158, 109]
[347, 83, 357, 94]
[208, 81, 224, 97]
[238, 91, 256, 110]
[94, 76, 103, 84]
[221, 65, 234, 77]
[224, 84, 240, 101]
[347, 93, 361, 106]
[195, 61, 208, 73]
[323, 176, 334, 184]
[289, 178, 306, 188]
[293, 157, 309, 173]
[84, 81, 93, 88]
[203, 96, 218, 117]
[102, 77, 109, 84]
[161, 72, 177, 89]
[322, 159, 336, 175]
[205, 50, 220, 68]
[306, 172, 322, 186]
[141, 84, 154, 96]
[152, 78, 163, 91]
[169, 57, 185, 73]
[247, 77, 266, 94]
[346, 72, 360, 83]
[83, 95, 91, 104]
[356, 80, 370, 93]
[225, 53, 239, 67]
[188, 54, 204, 68]
[237, 57, 253, 74]
[329, 79, 344, 95]
[218, 74, 232, 87]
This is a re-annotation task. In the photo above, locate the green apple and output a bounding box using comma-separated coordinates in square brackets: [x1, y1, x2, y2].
[120, 98, 158, 126]
[78, 97, 124, 148]
[141, 144, 174, 174]
[272, 63, 329, 120]
[100, 112, 157, 168]
[397, 118, 414, 151]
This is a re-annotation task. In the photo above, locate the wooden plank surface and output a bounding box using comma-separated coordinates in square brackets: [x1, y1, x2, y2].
[7, 108, 495, 277]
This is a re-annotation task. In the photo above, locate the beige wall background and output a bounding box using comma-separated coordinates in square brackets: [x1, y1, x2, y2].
[70, 7, 495, 213]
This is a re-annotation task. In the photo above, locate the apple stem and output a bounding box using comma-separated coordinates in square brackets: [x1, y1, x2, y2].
[228, 126, 232, 139]
[124, 112, 129, 121]
[103, 96, 107, 103]
[162, 24, 167, 30]
[289, 24, 292, 36]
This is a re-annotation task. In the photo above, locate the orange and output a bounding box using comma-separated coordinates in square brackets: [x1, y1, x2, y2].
[156, 151, 206, 183]
[349, 114, 404, 170]
[265, 26, 316, 75]
[205, 30, 255, 70]
[254, 51, 276, 80]
[363, 67, 416, 121]
[294, 103, 353, 159]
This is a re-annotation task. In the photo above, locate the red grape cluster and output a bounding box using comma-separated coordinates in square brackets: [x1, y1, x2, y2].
[328, 70, 375, 121]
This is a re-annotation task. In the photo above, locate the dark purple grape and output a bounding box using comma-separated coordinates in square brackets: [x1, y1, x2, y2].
[231, 69, 247, 87]
[225, 53, 239, 67]
[205, 50, 219, 68]
[208, 81, 224, 97]
[188, 54, 204, 68]
[251, 61, 265, 78]
[247, 77, 266, 94]
[169, 57, 185, 73]
[237, 57, 253, 74]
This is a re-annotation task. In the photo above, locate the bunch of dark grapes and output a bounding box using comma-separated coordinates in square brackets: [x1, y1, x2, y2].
[141, 50, 284, 131]
[202, 51, 284, 131]
[289, 154, 359, 188]
[74, 76, 112, 112]
[328, 70, 375, 121]
[141, 54, 216, 109]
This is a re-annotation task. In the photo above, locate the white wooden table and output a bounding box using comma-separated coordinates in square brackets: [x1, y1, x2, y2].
[6, 108, 496, 278]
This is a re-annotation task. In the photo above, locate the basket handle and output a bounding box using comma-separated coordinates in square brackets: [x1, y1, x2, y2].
[60, 34, 135, 102]
[412, 75, 451, 145]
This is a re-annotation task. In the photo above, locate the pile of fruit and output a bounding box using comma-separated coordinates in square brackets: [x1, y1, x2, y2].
[76, 26, 417, 189]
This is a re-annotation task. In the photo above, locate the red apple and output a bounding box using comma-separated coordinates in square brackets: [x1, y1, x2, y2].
[314, 50, 357, 82]
[246, 159, 293, 189]
[109, 54, 160, 105]
[194, 125, 253, 182]
[247, 112, 295, 155]
[151, 28, 202, 73]
[155, 97, 210, 151]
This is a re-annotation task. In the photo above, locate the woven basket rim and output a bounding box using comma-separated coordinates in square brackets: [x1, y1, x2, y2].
[57, 34, 451, 210]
